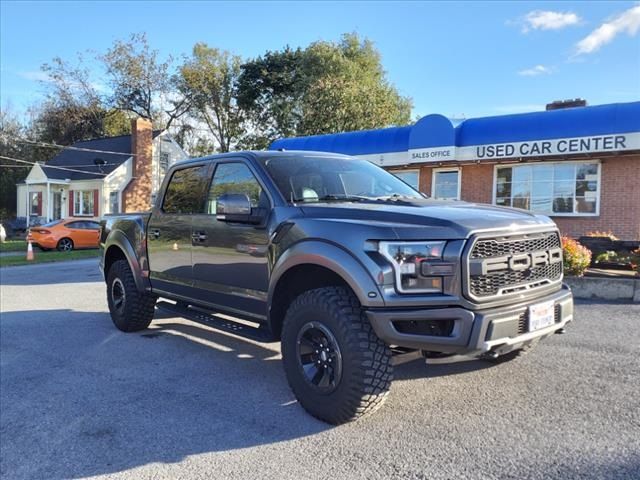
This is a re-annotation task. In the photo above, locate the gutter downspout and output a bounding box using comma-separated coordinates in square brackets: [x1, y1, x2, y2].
[47, 181, 51, 222]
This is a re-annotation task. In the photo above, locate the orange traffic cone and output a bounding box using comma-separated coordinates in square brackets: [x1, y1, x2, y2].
[26, 240, 35, 261]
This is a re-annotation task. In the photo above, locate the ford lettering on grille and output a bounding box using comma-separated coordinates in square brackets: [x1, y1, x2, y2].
[466, 232, 563, 299]
[469, 247, 562, 276]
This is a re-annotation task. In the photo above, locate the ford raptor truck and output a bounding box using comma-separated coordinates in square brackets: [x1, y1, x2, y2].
[100, 150, 573, 424]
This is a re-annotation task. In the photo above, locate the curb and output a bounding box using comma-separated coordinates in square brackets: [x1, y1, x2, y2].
[0, 257, 100, 269]
[564, 276, 640, 302]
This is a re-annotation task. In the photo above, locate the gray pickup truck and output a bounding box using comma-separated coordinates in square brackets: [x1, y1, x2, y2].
[100, 150, 573, 424]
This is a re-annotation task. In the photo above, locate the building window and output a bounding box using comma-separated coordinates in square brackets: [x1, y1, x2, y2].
[160, 152, 170, 176]
[30, 192, 40, 215]
[74, 190, 95, 216]
[432, 168, 461, 200]
[109, 191, 120, 214]
[495, 161, 600, 216]
[391, 170, 420, 190]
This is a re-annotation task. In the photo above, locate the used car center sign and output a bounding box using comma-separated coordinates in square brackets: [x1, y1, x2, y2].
[407, 132, 640, 163]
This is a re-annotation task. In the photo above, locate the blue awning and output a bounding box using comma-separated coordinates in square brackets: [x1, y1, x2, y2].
[269, 101, 640, 155]
[456, 102, 640, 146]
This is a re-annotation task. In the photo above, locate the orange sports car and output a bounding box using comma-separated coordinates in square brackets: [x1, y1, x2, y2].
[28, 218, 101, 251]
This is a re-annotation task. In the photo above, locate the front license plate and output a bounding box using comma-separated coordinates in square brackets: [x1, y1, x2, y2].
[529, 300, 555, 332]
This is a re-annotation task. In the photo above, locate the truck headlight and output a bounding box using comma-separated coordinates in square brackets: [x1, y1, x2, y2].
[379, 241, 447, 293]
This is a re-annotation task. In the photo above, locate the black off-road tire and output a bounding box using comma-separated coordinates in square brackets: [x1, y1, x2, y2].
[106, 259, 156, 332]
[281, 287, 393, 424]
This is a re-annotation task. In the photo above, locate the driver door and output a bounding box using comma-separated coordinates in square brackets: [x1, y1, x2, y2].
[190, 160, 271, 319]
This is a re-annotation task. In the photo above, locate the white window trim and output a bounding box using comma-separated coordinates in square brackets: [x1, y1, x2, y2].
[390, 169, 420, 191]
[108, 190, 121, 214]
[159, 151, 170, 173]
[73, 190, 95, 216]
[491, 160, 601, 217]
[431, 167, 461, 200]
[29, 191, 40, 215]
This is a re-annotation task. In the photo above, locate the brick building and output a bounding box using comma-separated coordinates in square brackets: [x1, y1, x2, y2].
[270, 101, 640, 240]
[16, 119, 187, 222]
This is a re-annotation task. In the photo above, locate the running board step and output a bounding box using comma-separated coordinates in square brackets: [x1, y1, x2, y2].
[156, 301, 276, 343]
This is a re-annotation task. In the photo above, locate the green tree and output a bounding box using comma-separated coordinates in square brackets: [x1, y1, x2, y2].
[31, 102, 130, 145]
[38, 56, 108, 143]
[236, 47, 307, 148]
[101, 33, 188, 128]
[177, 43, 245, 152]
[238, 33, 412, 148]
[299, 34, 412, 134]
[103, 109, 132, 137]
[37, 55, 130, 144]
[0, 108, 35, 218]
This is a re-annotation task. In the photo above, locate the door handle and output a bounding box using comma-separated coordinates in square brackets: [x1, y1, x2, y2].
[150, 229, 161, 239]
[191, 232, 208, 242]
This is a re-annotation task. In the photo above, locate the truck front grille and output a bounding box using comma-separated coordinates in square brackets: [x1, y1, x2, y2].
[471, 232, 560, 259]
[467, 231, 563, 301]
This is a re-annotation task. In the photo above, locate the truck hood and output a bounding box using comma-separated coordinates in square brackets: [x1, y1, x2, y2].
[299, 199, 556, 239]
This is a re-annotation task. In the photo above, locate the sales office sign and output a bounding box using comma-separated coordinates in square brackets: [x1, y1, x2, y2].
[408, 132, 640, 163]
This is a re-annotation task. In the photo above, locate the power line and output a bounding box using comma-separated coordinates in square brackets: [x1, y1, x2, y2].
[0, 136, 136, 156]
[0, 155, 107, 176]
[0, 161, 123, 167]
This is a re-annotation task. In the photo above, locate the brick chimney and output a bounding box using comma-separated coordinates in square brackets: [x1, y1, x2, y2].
[122, 118, 153, 212]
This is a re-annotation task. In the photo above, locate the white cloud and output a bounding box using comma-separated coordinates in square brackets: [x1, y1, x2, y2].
[18, 70, 51, 82]
[518, 65, 552, 76]
[575, 5, 640, 54]
[521, 10, 581, 33]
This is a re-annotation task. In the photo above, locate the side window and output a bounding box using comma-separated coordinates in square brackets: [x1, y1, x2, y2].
[86, 221, 101, 230]
[162, 165, 210, 214]
[206, 163, 265, 214]
[66, 221, 82, 229]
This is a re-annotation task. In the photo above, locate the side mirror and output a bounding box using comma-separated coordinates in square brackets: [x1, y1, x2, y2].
[216, 193, 253, 223]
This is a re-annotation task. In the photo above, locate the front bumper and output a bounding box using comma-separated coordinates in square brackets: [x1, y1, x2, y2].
[365, 284, 573, 357]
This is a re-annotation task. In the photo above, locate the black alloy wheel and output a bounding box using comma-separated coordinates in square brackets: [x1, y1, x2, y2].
[111, 277, 127, 316]
[296, 321, 343, 394]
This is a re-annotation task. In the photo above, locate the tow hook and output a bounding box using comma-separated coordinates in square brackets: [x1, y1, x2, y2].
[481, 350, 500, 360]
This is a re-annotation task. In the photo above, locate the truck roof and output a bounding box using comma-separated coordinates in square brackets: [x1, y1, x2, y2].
[173, 149, 353, 167]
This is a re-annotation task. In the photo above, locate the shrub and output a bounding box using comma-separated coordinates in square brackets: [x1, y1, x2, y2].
[561, 236, 592, 277]
[585, 230, 619, 240]
[594, 251, 618, 263]
[631, 248, 640, 275]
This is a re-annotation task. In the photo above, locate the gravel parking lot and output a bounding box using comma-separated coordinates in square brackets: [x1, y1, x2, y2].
[1, 259, 639, 480]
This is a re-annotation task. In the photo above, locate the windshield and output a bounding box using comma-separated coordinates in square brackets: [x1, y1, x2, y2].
[262, 155, 424, 203]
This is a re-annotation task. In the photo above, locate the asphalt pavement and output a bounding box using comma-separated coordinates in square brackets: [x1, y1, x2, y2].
[1, 259, 639, 480]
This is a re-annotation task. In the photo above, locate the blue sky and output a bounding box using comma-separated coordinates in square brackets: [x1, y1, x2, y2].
[1, 1, 639, 121]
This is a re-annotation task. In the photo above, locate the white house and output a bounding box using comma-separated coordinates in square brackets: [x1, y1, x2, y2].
[16, 118, 188, 222]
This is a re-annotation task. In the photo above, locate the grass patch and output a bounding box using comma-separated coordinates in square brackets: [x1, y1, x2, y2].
[0, 248, 100, 267]
[0, 240, 27, 252]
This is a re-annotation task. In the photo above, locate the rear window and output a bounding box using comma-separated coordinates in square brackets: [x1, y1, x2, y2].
[162, 165, 210, 214]
[42, 220, 63, 227]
